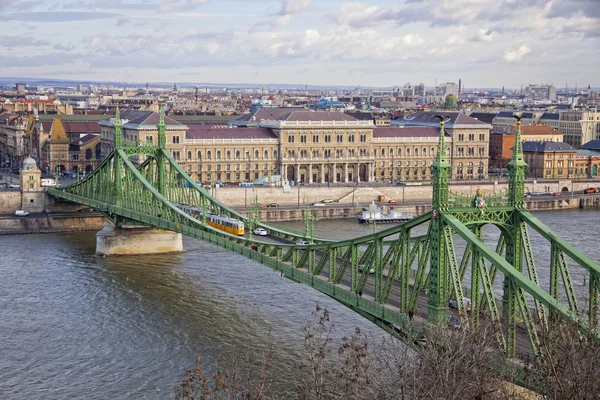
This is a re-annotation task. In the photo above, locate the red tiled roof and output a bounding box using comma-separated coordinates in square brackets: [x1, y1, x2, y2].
[186, 126, 276, 140]
[39, 120, 100, 134]
[517, 125, 561, 135]
[374, 126, 442, 138]
[62, 121, 101, 133]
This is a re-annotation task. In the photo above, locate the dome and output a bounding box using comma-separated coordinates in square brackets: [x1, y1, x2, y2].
[445, 94, 458, 106]
[22, 156, 38, 170]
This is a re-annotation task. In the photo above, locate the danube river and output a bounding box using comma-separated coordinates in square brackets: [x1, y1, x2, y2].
[1, 209, 599, 399]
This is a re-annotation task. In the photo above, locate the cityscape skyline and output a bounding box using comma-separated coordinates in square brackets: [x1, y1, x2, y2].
[1, 0, 598, 87]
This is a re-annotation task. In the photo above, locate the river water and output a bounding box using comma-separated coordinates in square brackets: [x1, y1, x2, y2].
[1, 209, 599, 399]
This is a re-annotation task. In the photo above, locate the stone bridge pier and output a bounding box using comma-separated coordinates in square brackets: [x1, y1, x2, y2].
[96, 223, 183, 255]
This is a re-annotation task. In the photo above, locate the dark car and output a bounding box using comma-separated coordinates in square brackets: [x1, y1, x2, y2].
[266, 203, 279, 208]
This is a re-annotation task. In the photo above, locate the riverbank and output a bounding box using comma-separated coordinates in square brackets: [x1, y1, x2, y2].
[0, 213, 106, 235]
[0, 195, 597, 235]
[241, 195, 600, 222]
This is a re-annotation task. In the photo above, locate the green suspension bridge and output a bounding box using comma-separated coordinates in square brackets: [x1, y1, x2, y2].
[48, 109, 600, 359]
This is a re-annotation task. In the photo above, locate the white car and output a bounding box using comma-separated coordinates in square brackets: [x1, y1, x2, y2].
[9, 183, 20, 188]
[311, 202, 325, 207]
[320, 199, 334, 203]
[253, 227, 268, 236]
[296, 240, 311, 245]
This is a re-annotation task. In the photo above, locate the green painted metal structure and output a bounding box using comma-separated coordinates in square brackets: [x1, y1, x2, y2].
[48, 108, 600, 359]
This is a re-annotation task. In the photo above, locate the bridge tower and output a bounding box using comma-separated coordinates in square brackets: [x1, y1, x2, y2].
[113, 106, 124, 210]
[95, 105, 183, 255]
[156, 105, 167, 195]
[428, 115, 451, 321]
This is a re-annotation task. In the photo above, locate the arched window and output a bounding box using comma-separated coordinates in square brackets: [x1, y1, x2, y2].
[430, 147, 435, 156]
[197, 151, 202, 159]
[423, 147, 427, 156]
[273, 150, 278, 159]
[406, 148, 410, 156]
[382, 148, 386, 157]
[85, 149, 93, 160]
[390, 148, 394, 156]
[216, 151, 221, 160]
[235, 150, 240, 159]
[264, 150, 268, 159]
[226, 150, 231, 159]
[414, 148, 419, 156]
[187, 151, 192, 160]
[207, 151, 212, 160]
[254, 150, 259, 159]
[398, 148, 402, 156]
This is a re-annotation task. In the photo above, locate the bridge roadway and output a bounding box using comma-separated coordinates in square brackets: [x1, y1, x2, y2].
[247, 228, 534, 360]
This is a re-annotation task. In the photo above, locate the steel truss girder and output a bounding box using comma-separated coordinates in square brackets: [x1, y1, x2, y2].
[443, 213, 591, 350]
[49, 138, 600, 363]
[443, 226, 468, 320]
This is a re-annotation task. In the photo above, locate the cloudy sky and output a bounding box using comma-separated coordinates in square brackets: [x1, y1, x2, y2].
[0, 0, 598, 88]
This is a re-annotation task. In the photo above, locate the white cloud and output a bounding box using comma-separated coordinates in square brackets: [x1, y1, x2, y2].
[279, 0, 312, 15]
[326, 2, 384, 27]
[503, 44, 532, 62]
[1, 0, 598, 87]
[159, 0, 209, 13]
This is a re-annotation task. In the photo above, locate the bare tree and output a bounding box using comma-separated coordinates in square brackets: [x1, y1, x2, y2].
[532, 316, 600, 400]
[174, 346, 278, 400]
[176, 306, 598, 400]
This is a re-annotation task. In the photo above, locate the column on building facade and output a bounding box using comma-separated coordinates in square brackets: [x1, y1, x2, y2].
[321, 163, 325, 184]
[294, 163, 299, 184]
[344, 163, 348, 183]
[308, 164, 313, 183]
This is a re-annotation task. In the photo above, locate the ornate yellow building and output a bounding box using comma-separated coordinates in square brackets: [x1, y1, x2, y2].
[99, 110, 490, 185]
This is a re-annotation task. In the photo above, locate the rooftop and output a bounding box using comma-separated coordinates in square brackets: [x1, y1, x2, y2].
[522, 141, 576, 153]
[468, 112, 497, 124]
[231, 108, 305, 126]
[519, 125, 562, 135]
[373, 126, 443, 138]
[581, 140, 600, 151]
[186, 126, 276, 140]
[99, 110, 185, 129]
[275, 110, 357, 122]
[392, 111, 490, 128]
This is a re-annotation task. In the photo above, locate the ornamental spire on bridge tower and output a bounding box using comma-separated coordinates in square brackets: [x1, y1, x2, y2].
[157, 105, 166, 149]
[431, 115, 450, 211]
[114, 105, 123, 148]
[507, 113, 527, 208]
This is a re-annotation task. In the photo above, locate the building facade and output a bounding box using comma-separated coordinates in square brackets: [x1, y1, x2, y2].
[0, 113, 28, 171]
[392, 111, 490, 180]
[97, 110, 490, 185]
[493, 110, 600, 148]
[522, 142, 576, 179]
[490, 125, 564, 160]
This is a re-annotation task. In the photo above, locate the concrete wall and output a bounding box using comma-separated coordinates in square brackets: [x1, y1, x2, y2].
[96, 224, 183, 255]
[0, 215, 106, 235]
[21, 191, 45, 213]
[0, 192, 22, 213]
[215, 179, 600, 207]
[0, 192, 87, 215]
